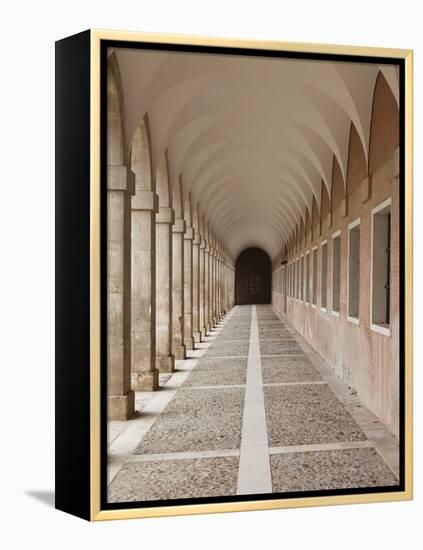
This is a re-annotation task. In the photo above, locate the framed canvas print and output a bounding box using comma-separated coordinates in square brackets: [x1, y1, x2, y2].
[55, 29, 413, 521]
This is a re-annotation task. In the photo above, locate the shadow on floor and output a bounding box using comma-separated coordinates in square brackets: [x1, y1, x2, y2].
[26, 490, 55, 508]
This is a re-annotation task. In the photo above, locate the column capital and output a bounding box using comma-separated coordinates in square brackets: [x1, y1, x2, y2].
[172, 218, 186, 233]
[184, 226, 194, 240]
[156, 206, 175, 224]
[107, 165, 133, 192]
[131, 190, 159, 212]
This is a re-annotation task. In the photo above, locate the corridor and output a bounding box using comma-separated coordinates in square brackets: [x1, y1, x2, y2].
[108, 305, 398, 502]
[105, 44, 402, 504]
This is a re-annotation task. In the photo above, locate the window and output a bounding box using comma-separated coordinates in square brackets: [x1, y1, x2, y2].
[348, 219, 360, 322]
[300, 255, 304, 301]
[332, 231, 341, 315]
[371, 199, 391, 335]
[321, 241, 328, 310]
[305, 252, 310, 303]
[289, 262, 292, 298]
[312, 247, 317, 306]
[296, 258, 300, 299]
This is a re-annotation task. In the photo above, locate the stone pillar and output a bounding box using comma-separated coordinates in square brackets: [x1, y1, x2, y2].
[183, 225, 195, 350]
[107, 165, 135, 419]
[199, 238, 207, 339]
[205, 243, 212, 333]
[192, 232, 201, 343]
[131, 189, 159, 391]
[219, 255, 223, 318]
[212, 250, 217, 326]
[172, 218, 186, 359]
[156, 206, 175, 373]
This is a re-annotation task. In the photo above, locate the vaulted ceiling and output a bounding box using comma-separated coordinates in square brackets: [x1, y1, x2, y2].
[112, 47, 399, 261]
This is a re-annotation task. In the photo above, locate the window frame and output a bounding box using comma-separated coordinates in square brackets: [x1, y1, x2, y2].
[320, 239, 328, 313]
[331, 229, 342, 318]
[370, 197, 392, 337]
[311, 245, 318, 308]
[347, 217, 361, 325]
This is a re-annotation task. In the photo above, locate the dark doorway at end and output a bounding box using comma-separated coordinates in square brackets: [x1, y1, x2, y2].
[235, 247, 271, 305]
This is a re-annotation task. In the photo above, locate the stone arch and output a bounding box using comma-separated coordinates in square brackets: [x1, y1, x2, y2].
[156, 152, 173, 209]
[346, 122, 368, 199]
[369, 72, 400, 175]
[107, 53, 126, 166]
[129, 115, 159, 391]
[106, 54, 134, 419]
[130, 115, 154, 193]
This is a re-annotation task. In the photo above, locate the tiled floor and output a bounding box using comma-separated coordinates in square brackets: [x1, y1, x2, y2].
[107, 304, 400, 503]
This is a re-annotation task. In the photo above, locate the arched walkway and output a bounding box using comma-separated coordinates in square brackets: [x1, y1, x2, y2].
[105, 47, 401, 501]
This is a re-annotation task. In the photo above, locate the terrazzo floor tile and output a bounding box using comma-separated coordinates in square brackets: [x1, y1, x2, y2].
[216, 330, 251, 341]
[261, 355, 311, 366]
[108, 456, 239, 502]
[205, 341, 249, 357]
[182, 363, 247, 387]
[270, 448, 398, 493]
[257, 313, 280, 323]
[260, 341, 303, 355]
[197, 357, 249, 369]
[259, 332, 293, 340]
[224, 322, 251, 329]
[261, 360, 322, 384]
[135, 387, 244, 453]
[259, 332, 295, 340]
[264, 384, 367, 446]
[258, 322, 285, 330]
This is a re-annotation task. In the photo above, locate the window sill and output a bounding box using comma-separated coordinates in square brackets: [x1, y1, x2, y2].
[370, 323, 391, 337]
[347, 315, 360, 325]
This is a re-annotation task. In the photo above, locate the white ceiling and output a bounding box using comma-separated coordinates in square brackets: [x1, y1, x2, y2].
[113, 47, 399, 261]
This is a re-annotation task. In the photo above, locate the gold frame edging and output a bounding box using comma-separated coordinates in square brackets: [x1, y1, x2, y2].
[89, 29, 413, 522]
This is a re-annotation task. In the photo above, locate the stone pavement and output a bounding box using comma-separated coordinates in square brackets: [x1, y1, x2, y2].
[107, 305, 399, 503]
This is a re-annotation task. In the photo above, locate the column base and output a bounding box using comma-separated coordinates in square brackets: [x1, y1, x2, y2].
[107, 391, 135, 420]
[132, 369, 159, 391]
[174, 344, 186, 360]
[201, 327, 207, 340]
[193, 331, 202, 343]
[156, 355, 175, 373]
[184, 337, 195, 350]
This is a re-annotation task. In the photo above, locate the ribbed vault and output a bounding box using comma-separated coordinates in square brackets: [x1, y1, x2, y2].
[111, 48, 399, 261]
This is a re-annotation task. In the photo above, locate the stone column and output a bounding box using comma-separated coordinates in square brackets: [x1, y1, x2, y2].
[131, 189, 159, 391]
[199, 237, 207, 339]
[172, 218, 186, 359]
[211, 249, 217, 326]
[107, 165, 135, 419]
[219, 255, 223, 318]
[192, 232, 201, 343]
[156, 206, 175, 373]
[205, 242, 212, 333]
[183, 225, 195, 350]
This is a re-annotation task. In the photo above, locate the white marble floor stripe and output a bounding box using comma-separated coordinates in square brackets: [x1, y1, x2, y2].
[269, 440, 373, 455]
[263, 381, 326, 387]
[179, 384, 246, 391]
[237, 305, 272, 495]
[126, 449, 239, 463]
